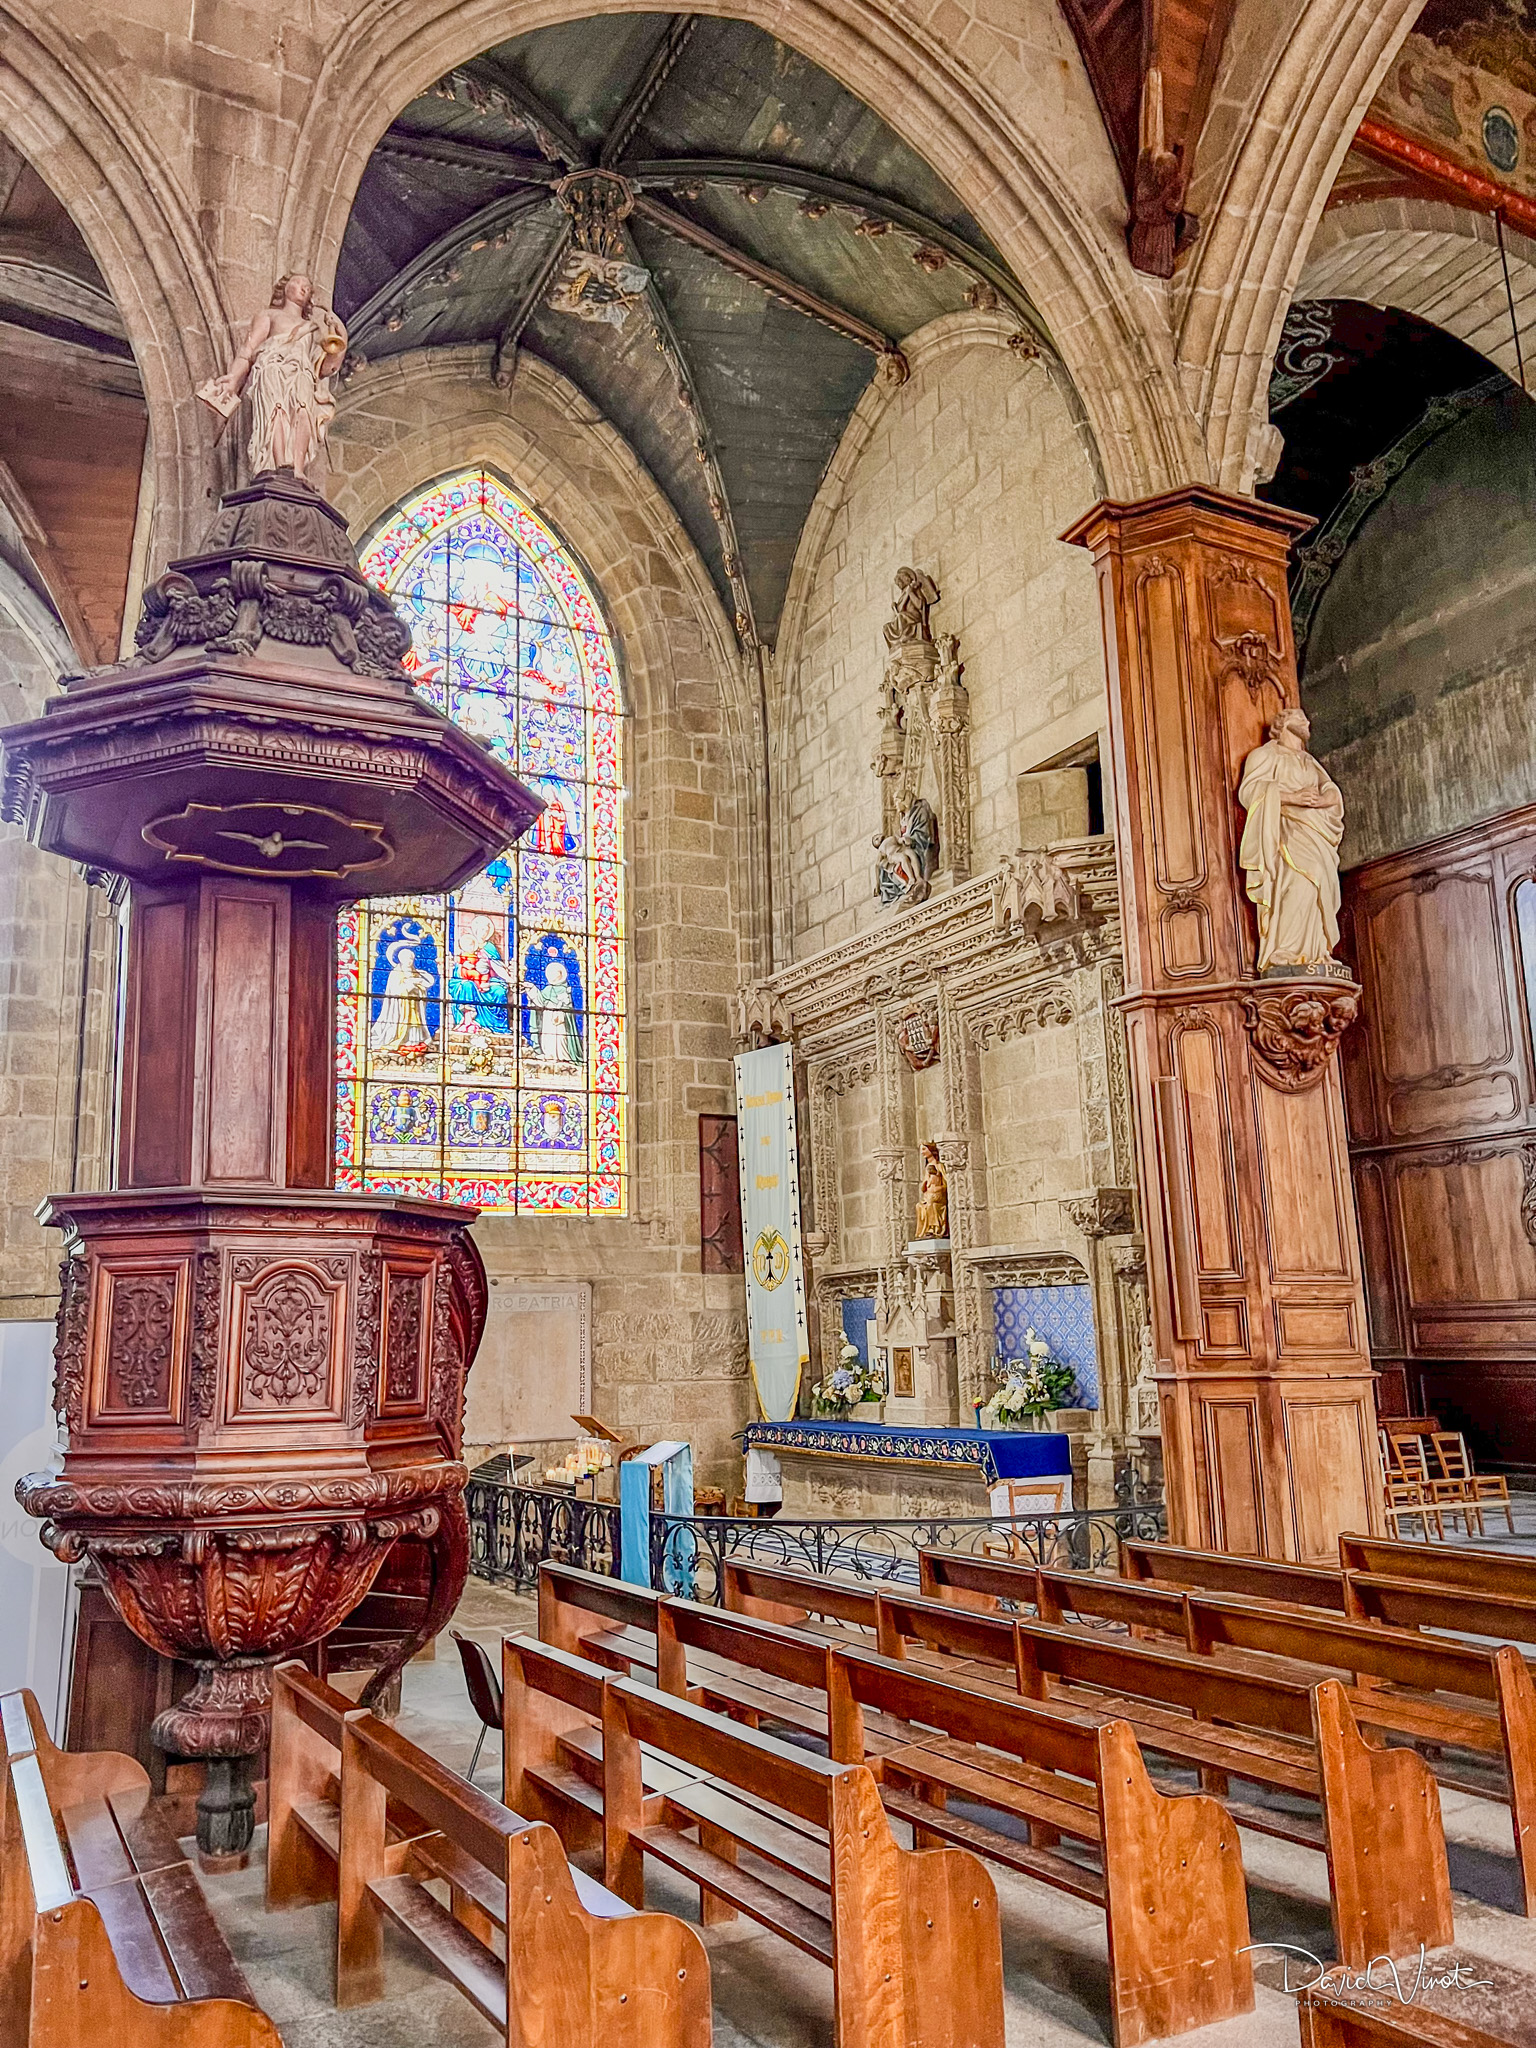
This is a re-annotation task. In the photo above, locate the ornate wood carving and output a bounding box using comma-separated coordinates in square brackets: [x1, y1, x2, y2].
[1067, 487, 1378, 1561]
[2, 468, 532, 1861]
[1240, 982, 1362, 1092]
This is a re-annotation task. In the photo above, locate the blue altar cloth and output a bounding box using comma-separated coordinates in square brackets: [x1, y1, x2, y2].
[740, 1419, 1072, 1488]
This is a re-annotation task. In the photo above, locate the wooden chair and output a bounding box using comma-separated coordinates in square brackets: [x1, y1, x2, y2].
[1380, 1429, 1445, 1540]
[1430, 1432, 1516, 1536]
[336, 1704, 712, 2047]
[451, 1631, 503, 1781]
[0, 1689, 278, 2048]
[601, 1671, 1006, 2048]
[825, 1640, 1255, 2048]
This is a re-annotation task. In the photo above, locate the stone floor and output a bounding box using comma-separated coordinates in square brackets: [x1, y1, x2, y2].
[195, 1573, 1536, 2048]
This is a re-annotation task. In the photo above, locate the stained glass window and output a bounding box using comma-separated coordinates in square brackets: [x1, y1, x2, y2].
[335, 469, 626, 1215]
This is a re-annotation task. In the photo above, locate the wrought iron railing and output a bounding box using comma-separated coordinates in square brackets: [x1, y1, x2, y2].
[647, 1498, 1166, 1603]
[466, 1462, 1166, 1600]
[465, 1472, 621, 1588]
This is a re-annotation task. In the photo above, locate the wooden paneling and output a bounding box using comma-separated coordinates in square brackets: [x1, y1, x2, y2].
[1342, 802, 1536, 1468]
[1070, 489, 1378, 1559]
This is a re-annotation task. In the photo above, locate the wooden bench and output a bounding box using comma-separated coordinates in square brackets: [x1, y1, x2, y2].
[1297, 1985, 1511, 2048]
[266, 1662, 440, 1912]
[930, 1545, 1534, 1911]
[691, 1561, 1452, 1988]
[0, 1688, 278, 2048]
[864, 1577, 1456, 1970]
[1121, 1539, 1348, 1611]
[336, 1685, 711, 2046]
[601, 1670, 1006, 2048]
[502, 1633, 708, 1852]
[824, 1638, 1254, 2048]
[1340, 1532, 1536, 1608]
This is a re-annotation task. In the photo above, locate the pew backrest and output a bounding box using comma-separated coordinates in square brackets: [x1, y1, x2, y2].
[1184, 1591, 1508, 1702]
[1339, 1532, 1536, 1604]
[656, 1596, 834, 1696]
[1121, 1541, 1346, 1611]
[919, 1548, 1190, 1635]
[722, 1559, 880, 1629]
[1344, 1571, 1536, 1647]
[540, 1561, 660, 1655]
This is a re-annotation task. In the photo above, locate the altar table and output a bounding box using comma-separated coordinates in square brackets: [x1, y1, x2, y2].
[740, 1419, 1073, 1518]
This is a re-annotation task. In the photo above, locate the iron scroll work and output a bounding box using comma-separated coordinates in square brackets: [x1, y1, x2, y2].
[464, 1464, 1164, 1603]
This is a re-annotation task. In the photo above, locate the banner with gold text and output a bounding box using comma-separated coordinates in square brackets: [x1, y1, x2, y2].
[733, 1043, 808, 1422]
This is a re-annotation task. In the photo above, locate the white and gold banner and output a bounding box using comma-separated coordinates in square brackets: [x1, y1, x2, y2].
[733, 1043, 808, 1422]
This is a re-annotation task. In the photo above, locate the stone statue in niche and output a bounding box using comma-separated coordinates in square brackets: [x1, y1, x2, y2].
[872, 568, 971, 903]
[1237, 706, 1347, 977]
[198, 274, 348, 477]
[874, 796, 937, 907]
[913, 1140, 949, 1241]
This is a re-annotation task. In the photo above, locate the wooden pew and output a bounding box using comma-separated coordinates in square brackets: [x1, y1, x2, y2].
[502, 1633, 705, 1851]
[266, 1662, 439, 1911]
[539, 1560, 662, 1672]
[1339, 1533, 1536, 1596]
[601, 1670, 1006, 2048]
[336, 1689, 712, 2047]
[824, 1639, 1254, 2048]
[0, 1689, 278, 2048]
[866, 1580, 1455, 1970]
[927, 1545, 1534, 1913]
[1297, 1986, 1511, 2048]
[1121, 1539, 1347, 1611]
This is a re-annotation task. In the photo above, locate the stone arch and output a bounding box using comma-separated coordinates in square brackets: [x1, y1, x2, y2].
[1175, 0, 1427, 491]
[275, 0, 1207, 501]
[1298, 198, 1536, 384]
[0, 2, 231, 564]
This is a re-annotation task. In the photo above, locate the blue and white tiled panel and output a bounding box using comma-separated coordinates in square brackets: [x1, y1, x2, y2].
[840, 1297, 877, 1368]
[991, 1283, 1099, 1408]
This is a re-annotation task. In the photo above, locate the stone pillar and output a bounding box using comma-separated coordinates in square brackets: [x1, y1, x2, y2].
[1066, 488, 1379, 1560]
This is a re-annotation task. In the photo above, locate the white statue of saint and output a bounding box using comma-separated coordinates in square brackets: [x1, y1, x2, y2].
[371, 943, 435, 1056]
[527, 959, 582, 1067]
[1237, 706, 1345, 975]
[198, 273, 348, 478]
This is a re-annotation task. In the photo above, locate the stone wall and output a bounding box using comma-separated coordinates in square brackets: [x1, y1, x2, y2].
[978, 1021, 1087, 1247]
[0, 563, 116, 1321]
[1305, 384, 1536, 868]
[777, 319, 1103, 960]
[327, 351, 756, 1484]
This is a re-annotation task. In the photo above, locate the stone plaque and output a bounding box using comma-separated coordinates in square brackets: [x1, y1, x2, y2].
[465, 1282, 592, 1446]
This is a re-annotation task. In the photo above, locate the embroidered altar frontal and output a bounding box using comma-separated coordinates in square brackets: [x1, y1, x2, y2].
[741, 1420, 1072, 1488]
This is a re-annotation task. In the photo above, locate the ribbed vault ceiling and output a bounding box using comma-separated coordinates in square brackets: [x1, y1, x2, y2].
[336, 14, 1042, 648]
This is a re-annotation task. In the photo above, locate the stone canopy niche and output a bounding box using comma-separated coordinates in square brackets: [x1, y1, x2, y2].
[1, 470, 541, 1859]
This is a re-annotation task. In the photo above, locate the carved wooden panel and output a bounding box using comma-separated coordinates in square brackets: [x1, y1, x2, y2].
[1342, 801, 1536, 1466]
[1284, 1401, 1372, 1561]
[1173, 1020, 1241, 1278]
[699, 1113, 744, 1274]
[204, 888, 281, 1183]
[1253, 1077, 1350, 1280]
[229, 1256, 348, 1418]
[380, 1263, 432, 1415]
[90, 1260, 188, 1422]
[1202, 1399, 1265, 1555]
[1135, 559, 1206, 893]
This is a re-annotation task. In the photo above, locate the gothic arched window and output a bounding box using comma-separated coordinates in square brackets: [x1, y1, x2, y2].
[335, 468, 626, 1215]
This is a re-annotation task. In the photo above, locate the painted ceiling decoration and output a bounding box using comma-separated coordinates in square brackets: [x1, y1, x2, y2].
[336, 13, 1047, 649]
[1260, 300, 1514, 660]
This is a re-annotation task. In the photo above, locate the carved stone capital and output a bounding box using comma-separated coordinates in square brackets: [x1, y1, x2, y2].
[1239, 979, 1360, 1092]
[1063, 1187, 1135, 1238]
[735, 981, 794, 1048]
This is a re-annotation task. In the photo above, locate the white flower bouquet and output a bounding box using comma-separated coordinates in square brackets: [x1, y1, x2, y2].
[812, 1339, 886, 1417]
[978, 1329, 1077, 1428]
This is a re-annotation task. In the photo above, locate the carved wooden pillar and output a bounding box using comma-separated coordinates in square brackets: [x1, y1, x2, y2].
[1066, 488, 1379, 1560]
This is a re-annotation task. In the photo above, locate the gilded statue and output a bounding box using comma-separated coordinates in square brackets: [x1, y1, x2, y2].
[198, 274, 348, 478]
[913, 1140, 949, 1240]
[1237, 706, 1345, 975]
